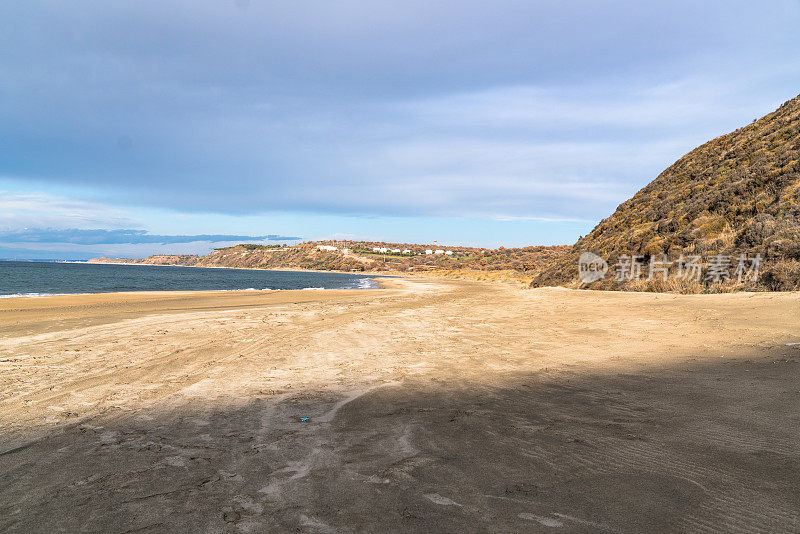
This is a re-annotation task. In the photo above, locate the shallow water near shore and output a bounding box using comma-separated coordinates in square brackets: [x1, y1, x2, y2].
[0, 260, 377, 296]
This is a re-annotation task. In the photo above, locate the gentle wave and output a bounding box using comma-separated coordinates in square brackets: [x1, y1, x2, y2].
[354, 278, 376, 289]
[0, 292, 90, 298]
[0, 284, 377, 298]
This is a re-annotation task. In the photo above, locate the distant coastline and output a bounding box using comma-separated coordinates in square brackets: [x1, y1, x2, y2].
[87, 240, 568, 276]
[85, 258, 394, 277]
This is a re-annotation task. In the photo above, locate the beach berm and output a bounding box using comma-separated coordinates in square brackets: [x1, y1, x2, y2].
[1, 278, 799, 532]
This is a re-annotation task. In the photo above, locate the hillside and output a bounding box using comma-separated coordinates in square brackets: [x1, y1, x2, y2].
[90, 241, 569, 275]
[532, 93, 800, 292]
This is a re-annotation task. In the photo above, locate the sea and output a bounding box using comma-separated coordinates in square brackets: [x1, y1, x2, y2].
[0, 261, 378, 297]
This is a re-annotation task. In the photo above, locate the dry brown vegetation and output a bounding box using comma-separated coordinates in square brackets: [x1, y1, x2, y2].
[533, 93, 800, 292]
[91, 242, 569, 275]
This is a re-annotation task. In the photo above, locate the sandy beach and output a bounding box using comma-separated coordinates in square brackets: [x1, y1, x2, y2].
[1, 278, 799, 533]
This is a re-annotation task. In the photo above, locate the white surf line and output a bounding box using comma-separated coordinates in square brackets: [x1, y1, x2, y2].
[315, 381, 399, 423]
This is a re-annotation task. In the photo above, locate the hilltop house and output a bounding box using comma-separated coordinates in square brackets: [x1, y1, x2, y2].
[316, 245, 338, 251]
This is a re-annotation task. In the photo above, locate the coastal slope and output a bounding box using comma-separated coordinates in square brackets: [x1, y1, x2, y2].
[90, 241, 569, 275]
[533, 93, 800, 291]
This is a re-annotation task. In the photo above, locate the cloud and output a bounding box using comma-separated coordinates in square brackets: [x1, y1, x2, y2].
[0, 228, 302, 260]
[0, 0, 798, 226]
[0, 228, 300, 245]
[0, 191, 138, 229]
[0, 241, 279, 261]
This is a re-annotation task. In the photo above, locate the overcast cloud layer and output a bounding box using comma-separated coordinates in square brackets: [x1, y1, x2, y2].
[1, 1, 800, 253]
[0, 228, 298, 245]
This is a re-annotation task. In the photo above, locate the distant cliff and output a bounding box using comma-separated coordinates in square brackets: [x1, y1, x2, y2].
[89, 241, 569, 274]
[89, 243, 372, 272]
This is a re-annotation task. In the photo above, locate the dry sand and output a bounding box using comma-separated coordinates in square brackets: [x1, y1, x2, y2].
[1, 278, 799, 533]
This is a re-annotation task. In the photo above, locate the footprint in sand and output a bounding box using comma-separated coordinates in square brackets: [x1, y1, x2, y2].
[424, 493, 462, 507]
[518, 513, 563, 528]
[98, 431, 119, 444]
[164, 456, 186, 467]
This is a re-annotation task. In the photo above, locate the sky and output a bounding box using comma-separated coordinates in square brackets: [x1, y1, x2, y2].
[1, 1, 799, 259]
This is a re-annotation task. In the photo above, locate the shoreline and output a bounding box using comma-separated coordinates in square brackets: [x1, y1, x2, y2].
[0, 276, 393, 300]
[83, 259, 398, 276]
[1, 260, 399, 299]
[0, 277, 414, 337]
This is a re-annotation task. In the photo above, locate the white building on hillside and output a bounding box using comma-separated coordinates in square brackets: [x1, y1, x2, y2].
[434, 249, 444, 255]
[445, 250, 453, 255]
[316, 245, 338, 251]
[425, 250, 433, 255]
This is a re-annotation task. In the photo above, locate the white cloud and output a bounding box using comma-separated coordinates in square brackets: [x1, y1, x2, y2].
[397, 77, 782, 132]
[0, 240, 240, 258]
[0, 191, 139, 230]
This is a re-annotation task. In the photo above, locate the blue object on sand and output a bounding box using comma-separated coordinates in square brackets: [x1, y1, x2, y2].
[300, 417, 310, 422]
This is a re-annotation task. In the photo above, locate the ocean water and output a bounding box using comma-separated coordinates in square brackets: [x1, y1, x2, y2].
[0, 261, 378, 297]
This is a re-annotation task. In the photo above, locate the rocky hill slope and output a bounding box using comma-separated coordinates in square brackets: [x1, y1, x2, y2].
[90, 241, 568, 275]
[532, 93, 800, 292]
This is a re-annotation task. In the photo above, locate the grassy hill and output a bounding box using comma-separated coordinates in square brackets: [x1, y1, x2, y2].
[90, 241, 569, 275]
[532, 93, 800, 292]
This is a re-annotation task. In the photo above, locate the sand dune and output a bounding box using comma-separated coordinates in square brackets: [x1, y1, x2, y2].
[1, 278, 799, 532]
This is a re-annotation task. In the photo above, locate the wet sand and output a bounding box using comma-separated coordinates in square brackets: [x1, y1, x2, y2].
[1, 278, 799, 533]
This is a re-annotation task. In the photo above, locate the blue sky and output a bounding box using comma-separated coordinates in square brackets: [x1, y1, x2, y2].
[1, 1, 799, 259]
